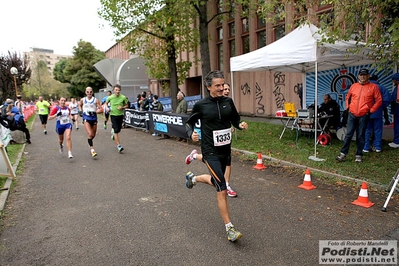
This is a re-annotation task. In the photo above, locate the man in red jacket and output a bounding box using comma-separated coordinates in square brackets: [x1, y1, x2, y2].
[336, 68, 382, 163]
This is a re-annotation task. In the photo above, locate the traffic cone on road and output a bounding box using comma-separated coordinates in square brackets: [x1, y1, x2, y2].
[352, 182, 374, 208]
[298, 169, 316, 190]
[253, 153, 266, 170]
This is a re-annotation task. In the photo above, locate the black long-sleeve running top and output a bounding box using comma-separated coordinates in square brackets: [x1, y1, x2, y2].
[186, 95, 241, 157]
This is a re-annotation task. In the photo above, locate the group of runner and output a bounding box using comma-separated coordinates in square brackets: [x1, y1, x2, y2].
[37, 71, 246, 243]
[36, 84, 129, 159]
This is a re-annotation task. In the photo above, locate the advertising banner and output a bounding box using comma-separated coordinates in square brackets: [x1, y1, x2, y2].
[124, 109, 148, 129]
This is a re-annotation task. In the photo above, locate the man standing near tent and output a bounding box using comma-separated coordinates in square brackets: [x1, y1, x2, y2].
[336, 68, 382, 163]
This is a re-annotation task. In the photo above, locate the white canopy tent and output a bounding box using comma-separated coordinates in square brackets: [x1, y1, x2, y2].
[230, 23, 377, 161]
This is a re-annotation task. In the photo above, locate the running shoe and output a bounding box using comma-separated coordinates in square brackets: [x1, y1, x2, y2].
[185, 149, 198, 164]
[117, 145, 124, 153]
[227, 186, 237, 197]
[44, 130, 47, 135]
[76, 127, 79, 130]
[59, 145, 63, 154]
[226, 225, 242, 242]
[389, 142, 399, 148]
[104, 122, 107, 130]
[355, 155, 362, 163]
[185, 171, 195, 189]
[111, 129, 115, 140]
[91, 150, 97, 157]
[335, 153, 346, 162]
[68, 151, 73, 159]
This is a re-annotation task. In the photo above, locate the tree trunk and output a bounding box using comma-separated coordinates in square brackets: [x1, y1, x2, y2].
[198, 3, 210, 97]
[166, 34, 179, 112]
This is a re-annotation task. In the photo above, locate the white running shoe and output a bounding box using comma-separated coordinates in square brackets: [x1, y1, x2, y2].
[68, 152, 73, 159]
[185, 149, 198, 164]
[389, 142, 399, 148]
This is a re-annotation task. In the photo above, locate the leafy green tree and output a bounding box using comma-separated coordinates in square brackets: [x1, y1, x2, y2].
[24, 59, 69, 101]
[0, 52, 31, 102]
[54, 40, 106, 97]
[99, 0, 198, 110]
[99, 0, 258, 106]
[258, 0, 399, 70]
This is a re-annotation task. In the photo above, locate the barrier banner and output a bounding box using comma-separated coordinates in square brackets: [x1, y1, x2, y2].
[148, 112, 191, 139]
[124, 109, 148, 129]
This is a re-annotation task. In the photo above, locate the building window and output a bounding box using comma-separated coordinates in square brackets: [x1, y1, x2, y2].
[218, 27, 223, 40]
[257, 17, 266, 28]
[229, 1, 235, 18]
[241, 18, 249, 33]
[242, 35, 250, 54]
[218, 43, 224, 71]
[217, 0, 223, 24]
[229, 40, 235, 57]
[229, 22, 235, 38]
[274, 25, 285, 41]
[257, 31, 266, 48]
[256, 15, 266, 48]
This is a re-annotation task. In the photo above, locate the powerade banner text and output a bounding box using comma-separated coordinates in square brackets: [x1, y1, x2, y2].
[148, 112, 190, 139]
[124, 109, 202, 139]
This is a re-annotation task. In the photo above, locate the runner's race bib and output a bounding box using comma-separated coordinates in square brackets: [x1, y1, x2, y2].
[213, 128, 231, 146]
[60, 116, 70, 125]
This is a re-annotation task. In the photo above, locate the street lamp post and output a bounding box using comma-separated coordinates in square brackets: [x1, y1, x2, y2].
[10, 67, 19, 97]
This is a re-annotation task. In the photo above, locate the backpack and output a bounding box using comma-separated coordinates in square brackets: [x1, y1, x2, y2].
[141, 98, 149, 111]
[158, 102, 164, 112]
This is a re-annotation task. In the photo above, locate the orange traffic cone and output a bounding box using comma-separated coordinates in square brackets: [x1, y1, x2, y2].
[253, 153, 266, 170]
[352, 182, 374, 208]
[298, 169, 316, 190]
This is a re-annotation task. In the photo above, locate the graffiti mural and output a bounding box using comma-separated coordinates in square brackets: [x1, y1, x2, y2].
[273, 72, 286, 110]
[255, 82, 265, 114]
[240, 83, 251, 95]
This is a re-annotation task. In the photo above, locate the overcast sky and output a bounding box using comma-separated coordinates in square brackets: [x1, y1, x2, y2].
[0, 0, 116, 56]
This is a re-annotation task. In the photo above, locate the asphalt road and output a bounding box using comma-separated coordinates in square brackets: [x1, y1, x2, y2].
[0, 116, 398, 266]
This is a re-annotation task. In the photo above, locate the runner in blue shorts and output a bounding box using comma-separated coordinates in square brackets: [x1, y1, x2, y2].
[49, 97, 73, 159]
[79, 87, 103, 158]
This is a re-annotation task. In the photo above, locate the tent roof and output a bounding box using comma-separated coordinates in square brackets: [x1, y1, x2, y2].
[230, 24, 377, 73]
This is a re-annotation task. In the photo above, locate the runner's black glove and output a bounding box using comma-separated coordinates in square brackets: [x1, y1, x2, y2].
[78, 110, 83, 117]
[56, 111, 62, 117]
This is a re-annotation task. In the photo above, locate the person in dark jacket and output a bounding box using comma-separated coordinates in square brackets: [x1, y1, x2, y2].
[185, 70, 248, 242]
[318, 94, 341, 131]
[363, 75, 390, 152]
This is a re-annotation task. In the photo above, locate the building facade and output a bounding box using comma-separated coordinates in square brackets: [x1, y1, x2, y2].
[25, 48, 71, 74]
